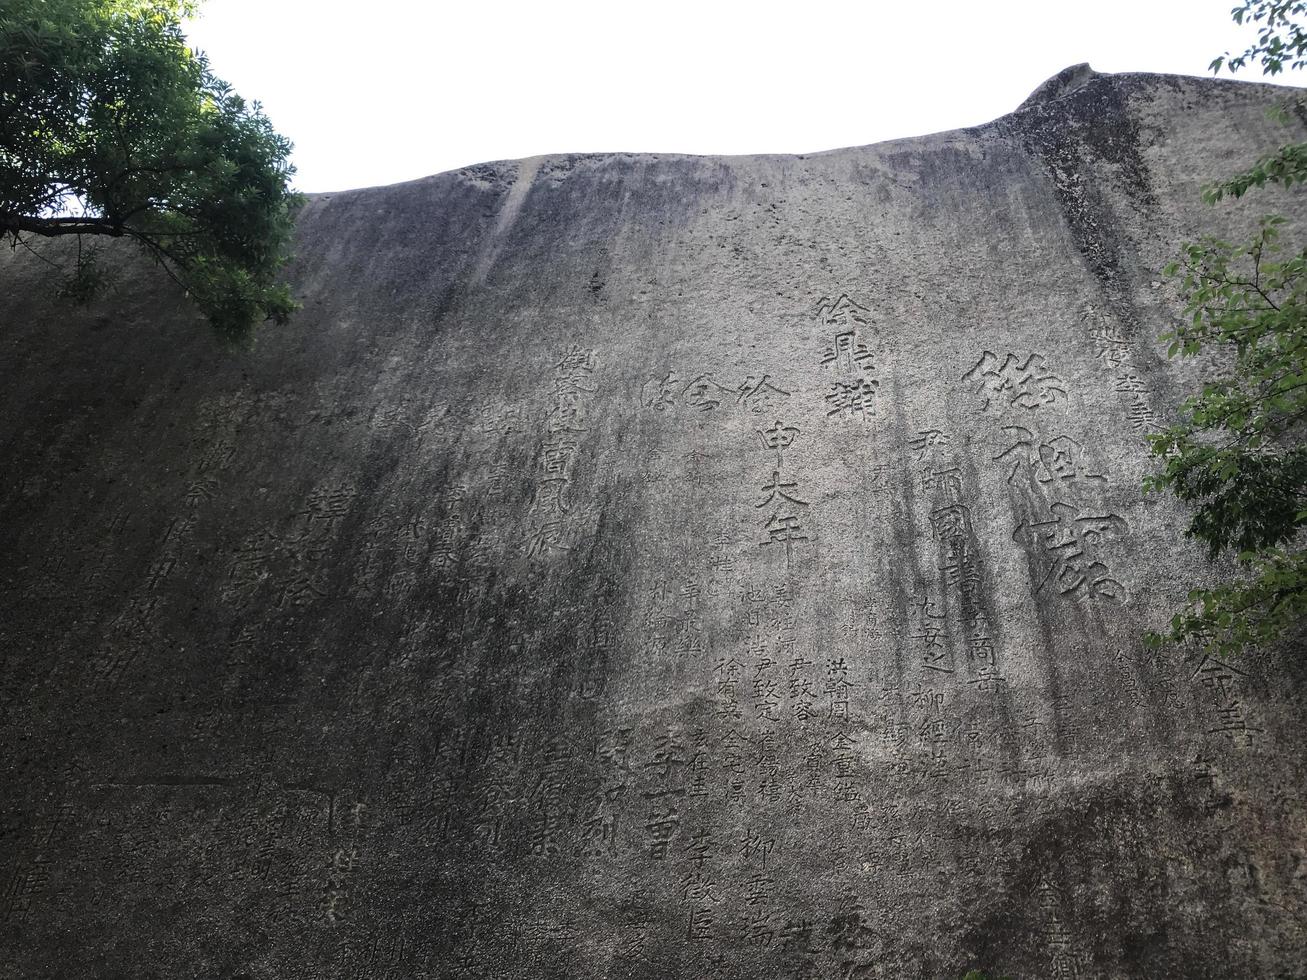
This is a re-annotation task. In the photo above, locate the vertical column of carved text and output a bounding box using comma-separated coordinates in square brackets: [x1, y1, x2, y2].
[695, 586, 790, 950]
[525, 736, 575, 859]
[1081, 306, 1162, 434]
[736, 586, 788, 952]
[0, 802, 74, 929]
[318, 800, 369, 926]
[911, 426, 1007, 701]
[1034, 874, 1096, 980]
[578, 725, 631, 860]
[815, 294, 879, 423]
[1191, 653, 1264, 750]
[678, 708, 723, 954]
[755, 419, 809, 560]
[639, 723, 688, 936]
[465, 730, 521, 862]
[527, 346, 599, 558]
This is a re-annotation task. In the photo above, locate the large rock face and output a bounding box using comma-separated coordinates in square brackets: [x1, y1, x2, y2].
[3, 67, 1307, 979]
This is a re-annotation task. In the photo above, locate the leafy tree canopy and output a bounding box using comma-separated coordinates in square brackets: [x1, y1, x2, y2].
[0, 0, 300, 341]
[1145, 0, 1307, 655]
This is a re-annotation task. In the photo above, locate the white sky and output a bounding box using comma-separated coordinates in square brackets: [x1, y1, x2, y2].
[184, 0, 1307, 194]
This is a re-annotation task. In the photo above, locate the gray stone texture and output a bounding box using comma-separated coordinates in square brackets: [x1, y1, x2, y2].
[3, 67, 1307, 979]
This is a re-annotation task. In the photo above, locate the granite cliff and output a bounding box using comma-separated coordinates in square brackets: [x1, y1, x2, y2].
[2, 67, 1307, 978]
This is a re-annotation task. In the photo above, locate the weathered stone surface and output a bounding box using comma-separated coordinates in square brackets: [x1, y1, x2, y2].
[3, 67, 1307, 979]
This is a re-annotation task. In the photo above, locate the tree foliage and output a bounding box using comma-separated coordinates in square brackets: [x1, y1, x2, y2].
[1211, 0, 1307, 76]
[0, 0, 300, 341]
[1145, 1, 1307, 654]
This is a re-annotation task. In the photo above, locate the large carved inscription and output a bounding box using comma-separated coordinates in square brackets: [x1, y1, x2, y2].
[960, 348, 1130, 604]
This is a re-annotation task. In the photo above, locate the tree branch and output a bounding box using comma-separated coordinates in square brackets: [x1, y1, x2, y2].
[1, 213, 123, 238]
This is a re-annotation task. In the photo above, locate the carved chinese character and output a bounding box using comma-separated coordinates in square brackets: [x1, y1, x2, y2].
[824, 378, 878, 419]
[814, 294, 872, 328]
[1013, 501, 1128, 601]
[684, 374, 734, 412]
[1113, 372, 1149, 393]
[304, 484, 357, 529]
[552, 368, 597, 400]
[1127, 394, 1161, 432]
[821, 329, 874, 373]
[1191, 654, 1248, 698]
[546, 398, 589, 434]
[756, 469, 809, 510]
[556, 345, 597, 375]
[644, 806, 680, 860]
[760, 513, 809, 558]
[908, 428, 950, 461]
[539, 437, 580, 481]
[920, 466, 963, 499]
[737, 375, 791, 414]
[962, 350, 1067, 411]
[994, 427, 1107, 485]
[524, 520, 572, 558]
[929, 503, 972, 540]
[641, 372, 680, 412]
[1082, 307, 1137, 369]
[758, 420, 801, 462]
